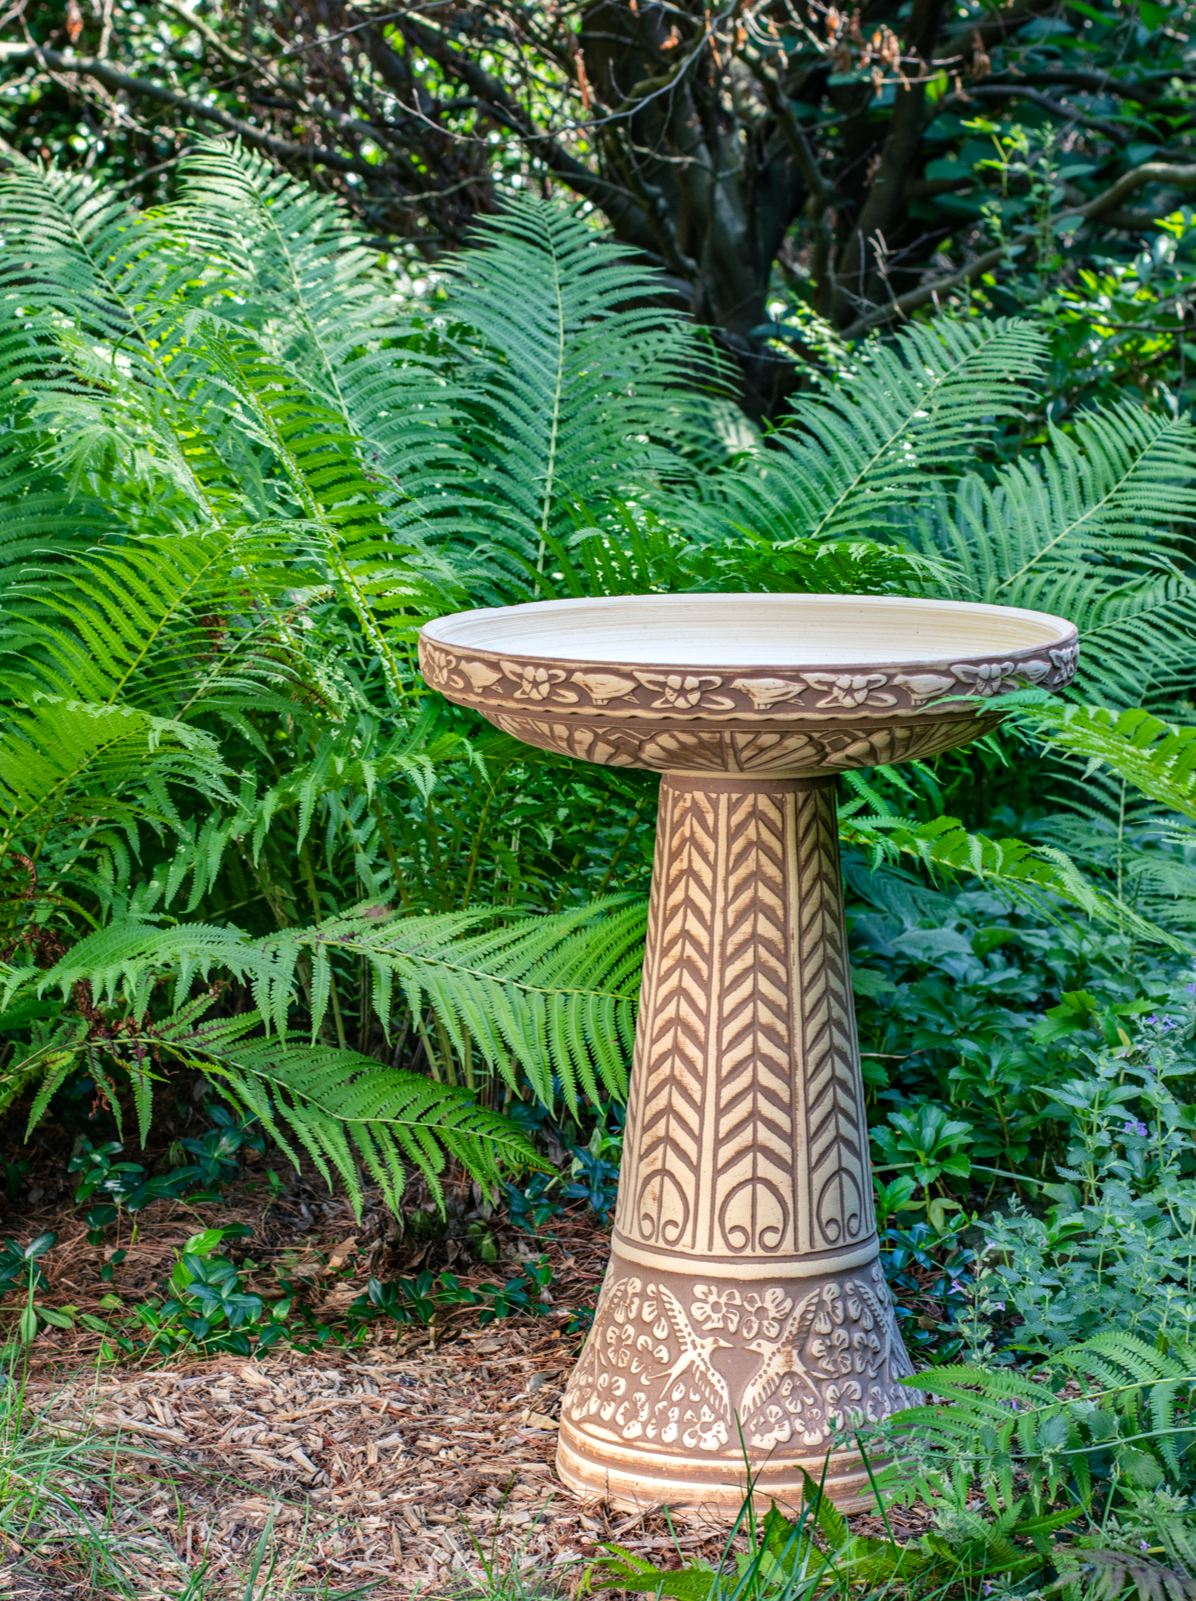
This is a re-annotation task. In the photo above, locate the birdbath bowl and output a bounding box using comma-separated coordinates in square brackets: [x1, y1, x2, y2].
[419, 593, 1078, 1514]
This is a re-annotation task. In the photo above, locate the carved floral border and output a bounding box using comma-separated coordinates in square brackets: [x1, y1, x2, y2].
[418, 635, 1079, 722]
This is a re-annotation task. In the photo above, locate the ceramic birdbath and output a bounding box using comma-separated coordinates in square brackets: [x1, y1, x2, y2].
[418, 593, 1078, 1513]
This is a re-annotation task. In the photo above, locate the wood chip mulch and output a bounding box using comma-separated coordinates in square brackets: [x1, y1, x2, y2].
[0, 1168, 936, 1597]
[3, 1321, 794, 1599]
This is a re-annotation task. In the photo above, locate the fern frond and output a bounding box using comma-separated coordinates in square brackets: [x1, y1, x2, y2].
[161, 1011, 537, 1212]
[25, 896, 646, 1114]
[2, 1003, 537, 1213]
[270, 897, 647, 1112]
[432, 195, 726, 595]
[1029, 703, 1196, 824]
[0, 697, 231, 900]
[838, 806, 1184, 950]
[195, 323, 450, 692]
[685, 318, 1045, 548]
[925, 402, 1196, 703]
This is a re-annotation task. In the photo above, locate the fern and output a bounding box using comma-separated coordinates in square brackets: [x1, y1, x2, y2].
[430, 197, 728, 597]
[1030, 703, 1196, 825]
[2, 1000, 535, 1213]
[684, 317, 1046, 549]
[10, 898, 646, 1117]
[922, 403, 1196, 705]
[881, 1330, 1196, 1515]
[838, 803, 1185, 951]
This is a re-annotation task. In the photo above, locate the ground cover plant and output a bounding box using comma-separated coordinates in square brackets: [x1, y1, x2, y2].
[1, 129, 1196, 1597]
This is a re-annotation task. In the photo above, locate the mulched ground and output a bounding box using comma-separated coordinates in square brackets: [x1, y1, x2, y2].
[0, 1154, 937, 1597]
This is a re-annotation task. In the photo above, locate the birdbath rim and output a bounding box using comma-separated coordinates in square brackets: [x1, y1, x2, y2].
[420, 591, 1075, 670]
[418, 593, 1079, 746]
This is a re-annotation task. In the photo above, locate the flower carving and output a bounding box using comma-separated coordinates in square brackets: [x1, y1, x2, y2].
[501, 660, 568, 701]
[420, 643, 456, 689]
[607, 1278, 643, 1324]
[690, 1284, 741, 1333]
[1051, 643, 1079, 675]
[633, 671, 733, 711]
[730, 676, 805, 711]
[803, 672, 898, 710]
[570, 671, 639, 706]
[740, 1288, 793, 1341]
[950, 660, 1017, 696]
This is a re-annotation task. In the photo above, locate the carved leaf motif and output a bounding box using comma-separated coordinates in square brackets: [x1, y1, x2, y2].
[637, 730, 730, 771]
[489, 714, 642, 767]
[712, 790, 796, 1256]
[618, 784, 715, 1251]
[793, 788, 872, 1252]
[726, 732, 823, 773]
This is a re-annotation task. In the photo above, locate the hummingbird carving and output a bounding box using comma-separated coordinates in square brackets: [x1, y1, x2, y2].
[646, 1284, 735, 1420]
[738, 1289, 827, 1422]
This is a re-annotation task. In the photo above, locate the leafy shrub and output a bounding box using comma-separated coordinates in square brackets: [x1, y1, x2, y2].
[977, 973, 1196, 1351]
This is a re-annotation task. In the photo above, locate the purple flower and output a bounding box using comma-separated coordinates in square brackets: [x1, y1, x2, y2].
[1187, 983, 1195, 994]
[1141, 1540, 1150, 1551]
[1123, 1119, 1149, 1137]
[951, 1279, 965, 1293]
[993, 1301, 1006, 1310]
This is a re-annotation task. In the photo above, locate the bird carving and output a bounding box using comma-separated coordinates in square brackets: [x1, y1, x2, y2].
[738, 1288, 826, 1422]
[645, 1284, 734, 1421]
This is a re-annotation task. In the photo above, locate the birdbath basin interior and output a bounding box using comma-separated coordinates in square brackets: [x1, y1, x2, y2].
[427, 591, 1070, 665]
[418, 593, 1078, 1515]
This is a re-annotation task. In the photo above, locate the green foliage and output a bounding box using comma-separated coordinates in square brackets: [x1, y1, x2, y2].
[351, 1257, 553, 1329]
[976, 977, 1196, 1352]
[3, 144, 1196, 1278]
[874, 1330, 1196, 1601]
[588, 1463, 1073, 1599]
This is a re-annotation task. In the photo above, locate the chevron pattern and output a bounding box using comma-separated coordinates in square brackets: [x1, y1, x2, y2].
[617, 782, 716, 1251]
[710, 788, 795, 1255]
[795, 784, 873, 1251]
[616, 775, 872, 1265]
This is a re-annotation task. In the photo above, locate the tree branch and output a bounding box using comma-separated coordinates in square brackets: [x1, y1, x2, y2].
[1067, 160, 1196, 222]
[936, 0, 1060, 62]
[840, 159, 1196, 339]
[841, 245, 1006, 339]
[961, 81, 1128, 144]
[394, 13, 666, 265]
[0, 41, 384, 180]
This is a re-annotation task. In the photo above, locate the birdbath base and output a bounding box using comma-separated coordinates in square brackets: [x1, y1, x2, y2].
[556, 773, 919, 1514]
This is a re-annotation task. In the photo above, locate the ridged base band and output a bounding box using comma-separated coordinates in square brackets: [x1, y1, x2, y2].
[556, 1427, 877, 1515]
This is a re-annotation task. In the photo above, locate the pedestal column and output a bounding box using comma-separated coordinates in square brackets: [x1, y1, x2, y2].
[556, 773, 922, 1513]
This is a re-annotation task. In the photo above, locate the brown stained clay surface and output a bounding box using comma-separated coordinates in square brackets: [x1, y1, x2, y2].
[418, 593, 1078, 778]
[417, 593, 1079, 1513]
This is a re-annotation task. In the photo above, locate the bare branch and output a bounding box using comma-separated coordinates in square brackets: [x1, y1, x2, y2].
[0, 41, 383, 179]
[841, 245, 1006, 339]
